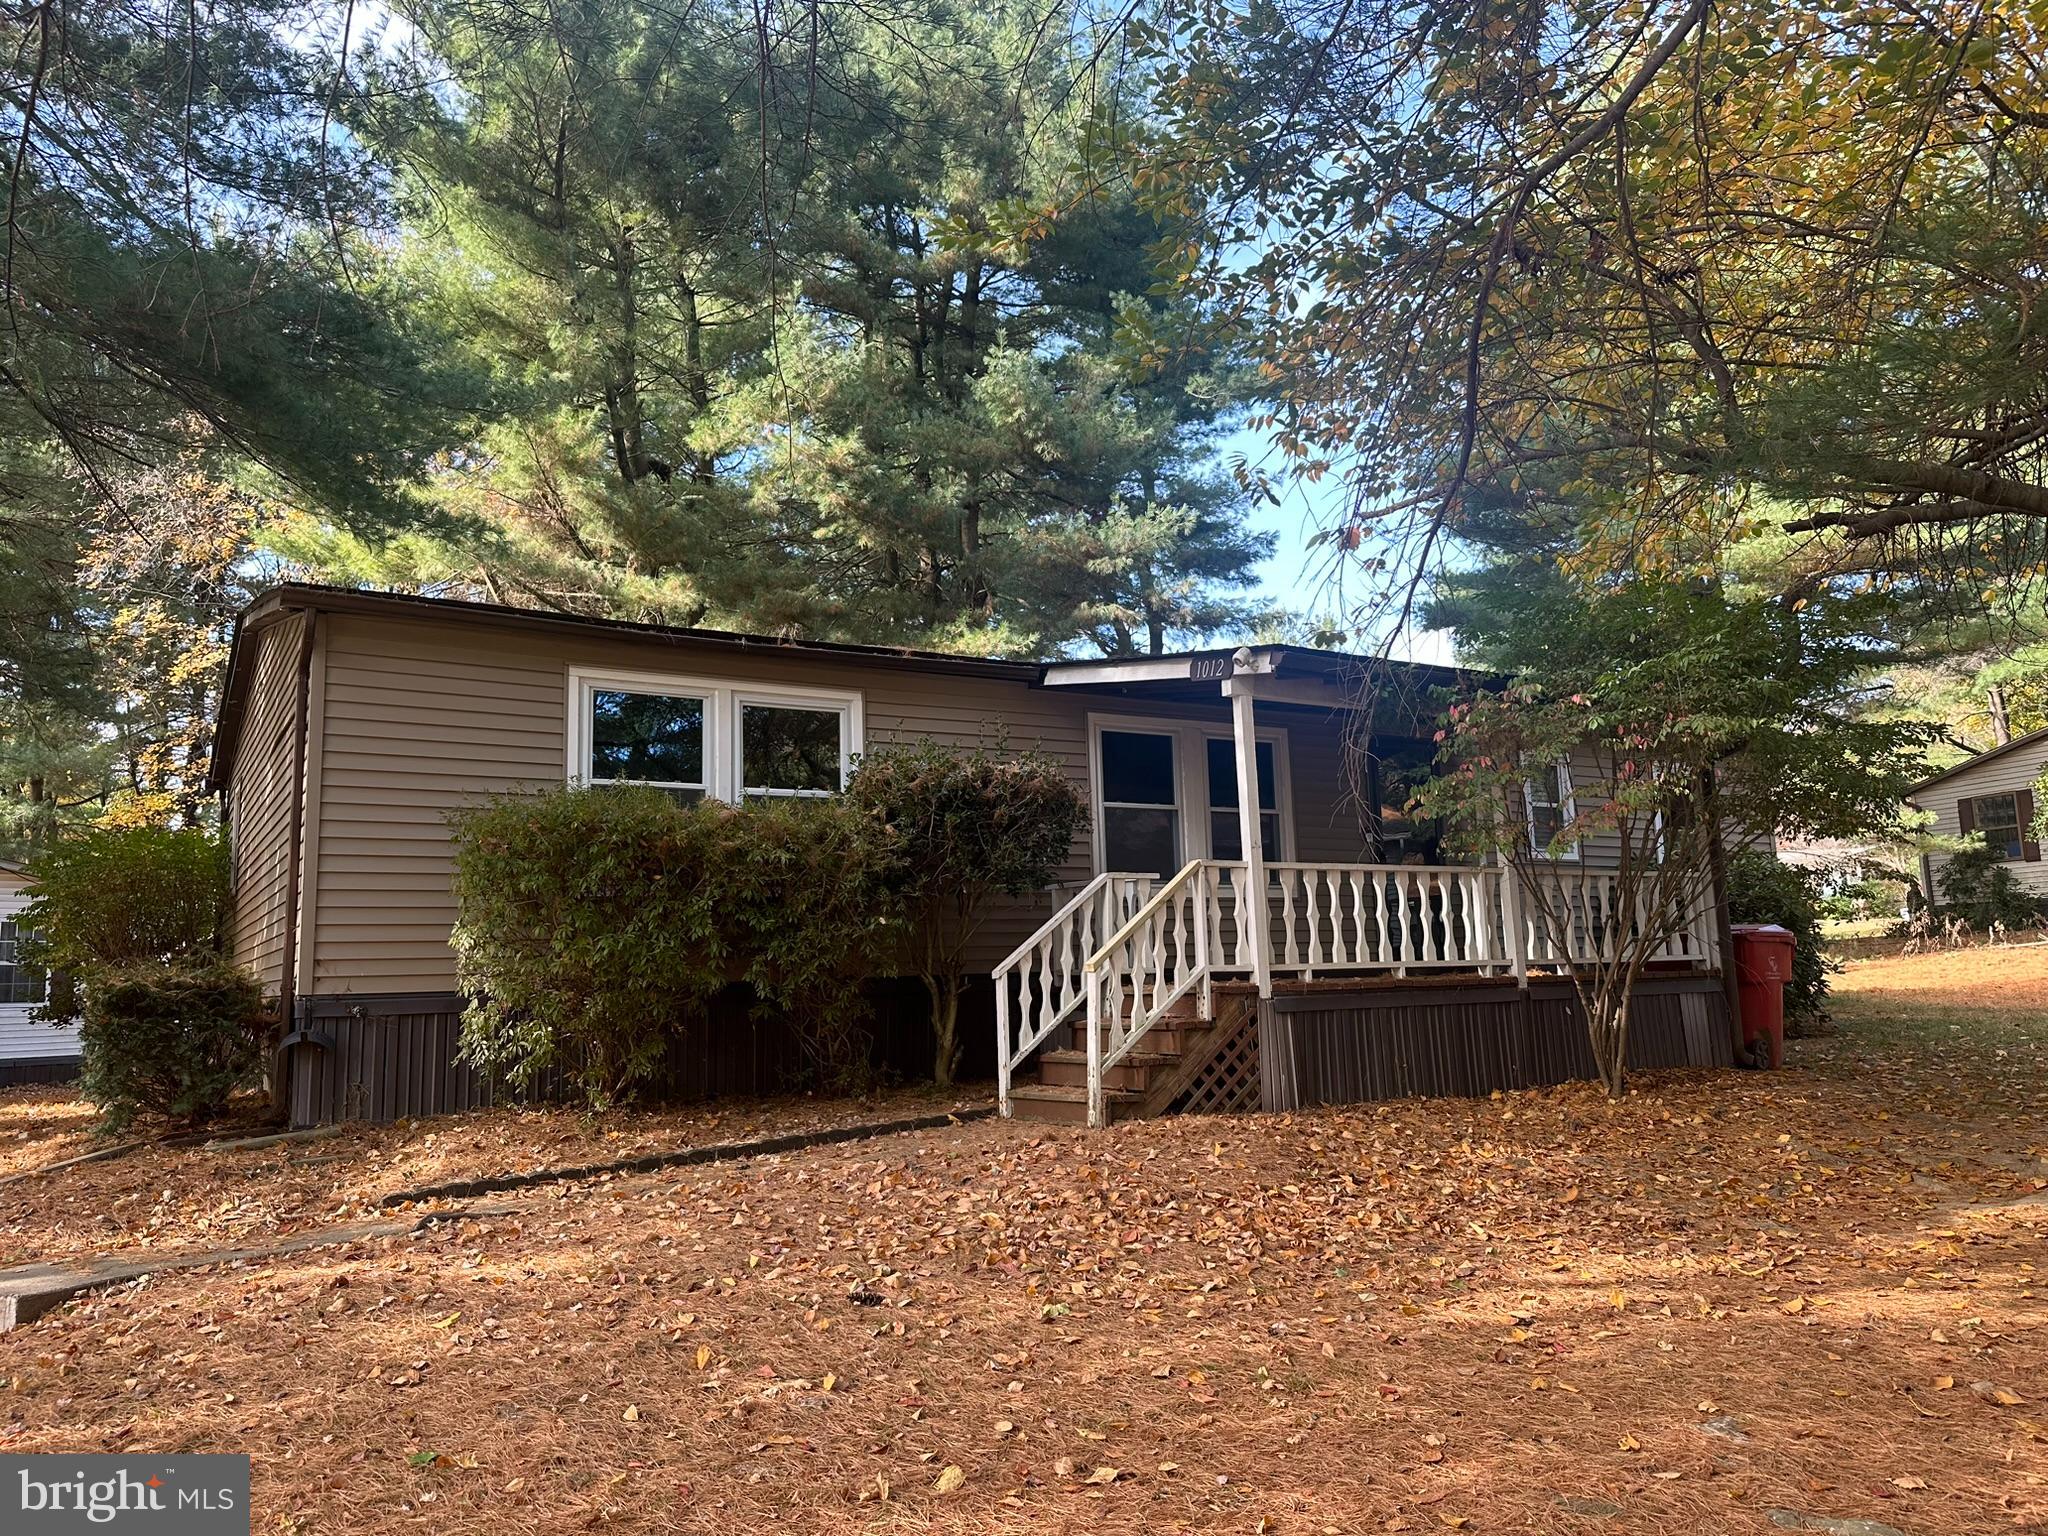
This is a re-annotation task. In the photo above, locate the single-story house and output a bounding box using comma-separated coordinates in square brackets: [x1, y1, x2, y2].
[1905, 728, 2046, 906]
[209, 584, 1735, 1128]
[0, 860, 77, 1087]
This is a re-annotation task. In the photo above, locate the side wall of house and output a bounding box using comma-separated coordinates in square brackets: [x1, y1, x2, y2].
[226, 613, 308, 999]
[1915, 750, 2048, 903]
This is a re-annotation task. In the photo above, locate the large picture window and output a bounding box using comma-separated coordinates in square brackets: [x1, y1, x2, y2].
[569, 670, 860, 804]
[741, 701, 847, 799]
[589, 689, 706, 798]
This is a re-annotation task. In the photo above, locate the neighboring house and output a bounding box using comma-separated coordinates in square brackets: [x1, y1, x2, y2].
[1905, 728, 2048, 906]
[209, 585, 1733, 1129]
[0, 861, 76, 1087]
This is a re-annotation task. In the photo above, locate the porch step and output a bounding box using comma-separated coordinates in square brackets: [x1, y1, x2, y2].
[1006, 1083, 1144, 1125]
[1035, 1049, 1177, 1092]
[1060, 1020, 1212, 1055]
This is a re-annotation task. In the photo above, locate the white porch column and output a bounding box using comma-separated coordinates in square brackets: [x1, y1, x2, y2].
[1224, 655, 1271, 998]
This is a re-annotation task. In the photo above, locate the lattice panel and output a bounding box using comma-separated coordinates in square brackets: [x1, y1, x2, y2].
[1176, 1004, 1261, 1116]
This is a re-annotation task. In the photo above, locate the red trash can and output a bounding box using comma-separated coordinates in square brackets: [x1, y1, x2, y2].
[1731, 923, 1797, 1069]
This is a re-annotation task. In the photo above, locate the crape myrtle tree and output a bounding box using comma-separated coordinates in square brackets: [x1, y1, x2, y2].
[1416, 576, 1931, 1097]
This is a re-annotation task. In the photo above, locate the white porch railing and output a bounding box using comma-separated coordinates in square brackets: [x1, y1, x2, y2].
[996, 859, 1720, 1127]
[993, 871, 1157, 1117]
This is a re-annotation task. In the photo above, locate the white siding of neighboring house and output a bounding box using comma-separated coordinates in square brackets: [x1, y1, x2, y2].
[0, 870, 77, 1064]
[1910, 744, 2048, 905]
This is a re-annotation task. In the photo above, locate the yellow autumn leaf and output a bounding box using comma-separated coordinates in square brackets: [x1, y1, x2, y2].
[934, 1465, 966, 1495]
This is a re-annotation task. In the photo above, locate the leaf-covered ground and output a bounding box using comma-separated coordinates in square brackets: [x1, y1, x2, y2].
[1, 947, 2043, 1534]
[0, 1085, 988, 1267]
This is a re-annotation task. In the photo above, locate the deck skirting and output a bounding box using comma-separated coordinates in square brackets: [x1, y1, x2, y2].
[1257, 973, 1731, 1111]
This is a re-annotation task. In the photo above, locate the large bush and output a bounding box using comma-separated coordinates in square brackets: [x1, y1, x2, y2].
[1936, 834, 2044, 932]
[449, 787, 899, 1107]
[848, 742, 1087, 1084]
[1725, 848, 1836, 1030]
[77, 956, 268, 1135]
[22, 826, 261, 1133]
[20, 825, 231, 1021]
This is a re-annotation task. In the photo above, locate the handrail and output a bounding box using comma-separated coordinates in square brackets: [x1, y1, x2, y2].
[1080, 860, 1236, 1127]
[1084, 859, 1205, 974]
[993, 871, 1156, 1117]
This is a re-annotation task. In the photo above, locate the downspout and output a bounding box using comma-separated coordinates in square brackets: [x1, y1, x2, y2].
[274, 610, 319, 1119]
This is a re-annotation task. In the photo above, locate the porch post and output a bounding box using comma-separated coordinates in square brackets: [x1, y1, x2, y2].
[1225, 658, 1271, 998]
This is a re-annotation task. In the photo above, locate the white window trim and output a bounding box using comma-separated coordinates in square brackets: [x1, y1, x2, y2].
[1087, 713, 1294, 874]
[1523, 756, 1581, 861]
[566, 666, 864, 803]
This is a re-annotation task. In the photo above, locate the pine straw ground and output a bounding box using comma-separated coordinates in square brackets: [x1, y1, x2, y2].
[1, 949, 2044, 1536]
[0, 1085, 989, 1268]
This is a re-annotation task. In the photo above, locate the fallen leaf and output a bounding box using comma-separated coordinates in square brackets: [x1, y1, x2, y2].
[1891, 1476, 1927, 1490]
[1973, 1381, 2025, 1407]
[1083, 1466, 1121, 1485]
[621, 1404, 640, 1422]
[934, 1464, 966, 1495]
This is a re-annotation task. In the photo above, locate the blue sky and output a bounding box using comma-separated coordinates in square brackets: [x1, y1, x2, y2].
[1223, 425, 1460, 666]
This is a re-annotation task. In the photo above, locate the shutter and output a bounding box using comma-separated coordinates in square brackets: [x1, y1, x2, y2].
[2019, 788, 2041, 862]
[1957, 796, 1976, 835]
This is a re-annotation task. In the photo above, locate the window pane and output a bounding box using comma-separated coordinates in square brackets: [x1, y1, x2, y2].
[591, 690, 704, 786]
[1105, 807, 1179, 879]
[1976, 794, 2023, 859]
[1205, 738, 1276, 811]
[743, 704, 842, 794]
[1101, 731, 1176, 805]
[1210, 809, 1280, 862]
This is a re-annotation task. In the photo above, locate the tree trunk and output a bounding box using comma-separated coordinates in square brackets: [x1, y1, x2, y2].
[926, 973, 962, 1086]
[679, 279, 716, 485]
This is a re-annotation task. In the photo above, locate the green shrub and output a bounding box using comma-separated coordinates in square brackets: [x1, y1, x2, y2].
[848, 742, 1087, 1083]
[1725, 848, 1837, 1028]
[449, 787, 899, 1108]
[1936, 835, 2044, 931]
[77, 956, 268, 1135]
[20, 825, 231, 1022]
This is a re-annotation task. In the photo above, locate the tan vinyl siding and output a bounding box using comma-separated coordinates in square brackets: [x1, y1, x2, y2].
[227, 613, 306, 996]
[307, 616, 1119, 994]
[1915, 749, 2048, 901]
